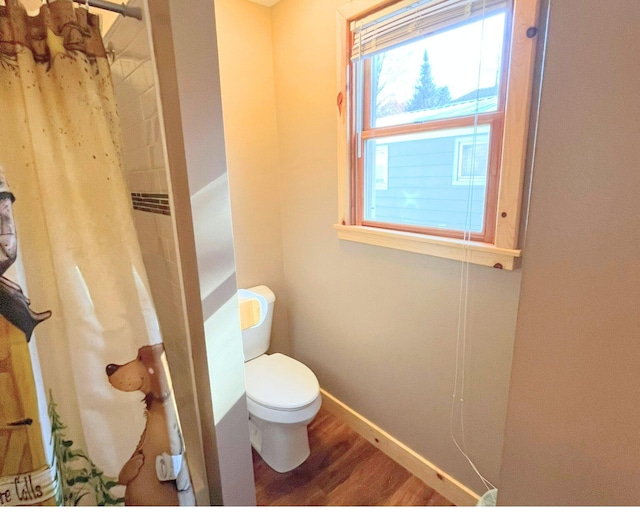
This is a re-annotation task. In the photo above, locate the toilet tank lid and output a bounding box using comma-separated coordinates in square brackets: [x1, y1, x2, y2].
[246, 285, 275, 304]
[245, 353, 319, 411]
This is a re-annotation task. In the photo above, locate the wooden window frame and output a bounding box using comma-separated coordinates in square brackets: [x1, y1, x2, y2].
[335, 0, 541, 270]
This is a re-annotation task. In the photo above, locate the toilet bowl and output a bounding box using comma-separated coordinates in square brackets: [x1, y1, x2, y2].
[239, 286, 321, 473]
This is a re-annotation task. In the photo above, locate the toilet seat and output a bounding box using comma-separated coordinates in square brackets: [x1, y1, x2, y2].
[245, 353, 319, 411]
[247, 394, 322, 426]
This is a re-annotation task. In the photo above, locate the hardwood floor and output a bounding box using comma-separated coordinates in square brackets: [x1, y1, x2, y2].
[252, 407, 454, 506]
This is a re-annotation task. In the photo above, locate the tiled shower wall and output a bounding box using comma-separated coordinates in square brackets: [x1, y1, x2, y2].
[106, 6, 188, 378]
[103, 1, 207, 502]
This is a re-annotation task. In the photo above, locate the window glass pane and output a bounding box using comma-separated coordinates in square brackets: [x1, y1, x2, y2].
[369, 12, 506, 128]
[363, 125, 490, 233]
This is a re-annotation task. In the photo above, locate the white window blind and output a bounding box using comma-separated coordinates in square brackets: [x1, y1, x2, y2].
[351, 0, 509, 60]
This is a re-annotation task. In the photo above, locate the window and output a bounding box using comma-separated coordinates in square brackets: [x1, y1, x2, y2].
[336, 0, 541, 269]
[453, 129, 490, 187]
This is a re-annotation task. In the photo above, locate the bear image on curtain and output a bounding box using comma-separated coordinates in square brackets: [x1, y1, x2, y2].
[106, 343, 195, 507]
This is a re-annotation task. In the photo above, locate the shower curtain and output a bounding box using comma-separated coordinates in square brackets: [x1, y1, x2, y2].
[0, 0, 194, 505]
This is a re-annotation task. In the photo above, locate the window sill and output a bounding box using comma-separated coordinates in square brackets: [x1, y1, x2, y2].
[333, 224, 521, 270]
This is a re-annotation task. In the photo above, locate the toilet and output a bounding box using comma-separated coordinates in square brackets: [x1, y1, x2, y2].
[238, 285, 321, 473]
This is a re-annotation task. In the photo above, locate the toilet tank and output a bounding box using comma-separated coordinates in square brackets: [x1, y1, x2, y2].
[238, 285, 276, 362]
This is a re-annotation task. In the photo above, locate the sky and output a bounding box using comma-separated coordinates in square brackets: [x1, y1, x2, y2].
[376, 12, 506, 107]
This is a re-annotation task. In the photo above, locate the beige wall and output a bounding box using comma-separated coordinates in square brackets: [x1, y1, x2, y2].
[214, 0, 290, 356]
[217, 0, 525, 495]
[499, 0, 640, 505]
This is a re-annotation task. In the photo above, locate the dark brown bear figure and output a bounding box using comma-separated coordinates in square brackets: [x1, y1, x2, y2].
[106, 343, 195, 506]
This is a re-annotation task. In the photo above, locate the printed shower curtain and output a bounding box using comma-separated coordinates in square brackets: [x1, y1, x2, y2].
[0, 0, 194, 506]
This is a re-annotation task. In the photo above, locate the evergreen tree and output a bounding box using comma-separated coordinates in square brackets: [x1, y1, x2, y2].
[407, 50, 451, 111]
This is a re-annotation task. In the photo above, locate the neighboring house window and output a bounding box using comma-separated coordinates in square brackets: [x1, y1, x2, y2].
[453, 129, 490, 188]
[336, 0, 542, 269]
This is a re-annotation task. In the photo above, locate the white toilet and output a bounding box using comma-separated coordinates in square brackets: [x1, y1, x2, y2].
[238, 285, 322, 473]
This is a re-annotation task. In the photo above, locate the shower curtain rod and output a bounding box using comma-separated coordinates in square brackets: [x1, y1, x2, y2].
[71, 0, 142, 20]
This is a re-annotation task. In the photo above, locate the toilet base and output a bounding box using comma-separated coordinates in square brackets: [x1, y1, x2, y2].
[248, 415, 311, 473]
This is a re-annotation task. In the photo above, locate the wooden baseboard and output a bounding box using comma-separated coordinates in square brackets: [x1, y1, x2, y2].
[320, 389, 481, 507]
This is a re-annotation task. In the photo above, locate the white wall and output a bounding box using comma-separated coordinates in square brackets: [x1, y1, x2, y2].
[217, 0, 526, 495]
[499, 0, 640, 505]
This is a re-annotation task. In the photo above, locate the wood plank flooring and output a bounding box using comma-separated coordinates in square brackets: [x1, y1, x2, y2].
[252, 406, 454, 506]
